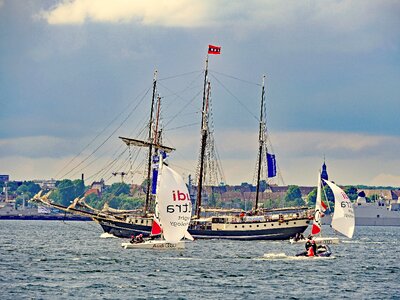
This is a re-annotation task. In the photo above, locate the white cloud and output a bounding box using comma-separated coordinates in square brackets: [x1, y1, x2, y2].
[38, 0, 400, 32]
[39, 0, 209, 26]
[2, 131, 399, 186]
[36, 0, 399, 53]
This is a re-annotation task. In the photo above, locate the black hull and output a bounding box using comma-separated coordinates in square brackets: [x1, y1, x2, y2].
[189, 225, 308, 240]
[96, 217, 309, 241]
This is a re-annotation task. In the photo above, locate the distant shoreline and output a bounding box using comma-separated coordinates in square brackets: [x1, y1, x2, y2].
[0, 215, 92, 221]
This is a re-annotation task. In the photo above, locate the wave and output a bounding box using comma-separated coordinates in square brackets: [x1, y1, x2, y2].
[100, 232, 117, 239]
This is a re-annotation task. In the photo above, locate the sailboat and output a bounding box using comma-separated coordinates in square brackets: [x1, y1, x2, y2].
[291, 173, 355, 244]
[121, 154, 193, 249]
[188, 49, 310, 240]
[32, 46, 311, 240]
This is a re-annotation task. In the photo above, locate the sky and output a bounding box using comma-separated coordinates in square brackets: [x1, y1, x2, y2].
[1, 0, 400, 187]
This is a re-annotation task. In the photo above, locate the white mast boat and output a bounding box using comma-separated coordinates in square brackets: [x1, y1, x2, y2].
[291, 173, 355, 244]
[121, 154, 193, 249]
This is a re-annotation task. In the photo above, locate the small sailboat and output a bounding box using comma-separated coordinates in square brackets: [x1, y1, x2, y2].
[310, 173, 340, 244]
[291, 173, 355, 244]
[121, 154, 193, 249]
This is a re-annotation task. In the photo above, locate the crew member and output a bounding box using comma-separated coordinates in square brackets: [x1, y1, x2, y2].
[130, 235, 135, 244]
[305, 236, 313, 250]
[307, 244, 315, 257]
[311, 240, 317, 254]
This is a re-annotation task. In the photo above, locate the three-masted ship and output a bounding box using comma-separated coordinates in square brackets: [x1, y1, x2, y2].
[33, 46, 311, 240]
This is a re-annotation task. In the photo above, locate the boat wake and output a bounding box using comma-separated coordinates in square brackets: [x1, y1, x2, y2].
[257, 252, 336, 260]
[261, 252, 288, 259]
[100, 232, 117, 239]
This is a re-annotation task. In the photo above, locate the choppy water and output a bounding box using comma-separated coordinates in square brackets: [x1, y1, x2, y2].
[0, 221, 399, 299]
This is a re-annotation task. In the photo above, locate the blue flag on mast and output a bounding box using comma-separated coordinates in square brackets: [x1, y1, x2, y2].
[267, 153, 277, 178]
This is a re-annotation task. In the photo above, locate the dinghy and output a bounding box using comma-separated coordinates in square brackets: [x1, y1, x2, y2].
[121, 154, 193, 250]
[294, 176, 355, 257]
[291, 172, 340, 244]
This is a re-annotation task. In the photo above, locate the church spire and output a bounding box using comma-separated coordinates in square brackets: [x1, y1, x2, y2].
[321, 156, 328, 181]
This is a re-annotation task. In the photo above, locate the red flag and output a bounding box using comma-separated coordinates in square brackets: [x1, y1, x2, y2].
[208, 45, 221, 55]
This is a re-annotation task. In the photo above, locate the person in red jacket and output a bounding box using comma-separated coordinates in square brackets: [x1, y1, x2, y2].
[307, 244, 315, 256]
[307, 240, 317, 256]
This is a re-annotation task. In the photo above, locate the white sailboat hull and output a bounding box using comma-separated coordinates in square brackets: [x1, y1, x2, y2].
[121, 240, 185, 249]
[290, 236, 339, 245]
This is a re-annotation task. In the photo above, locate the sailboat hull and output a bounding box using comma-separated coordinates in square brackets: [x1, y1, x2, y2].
[96, 217, 310, 241]
[290, 237, 340, 245]
[121, 240, 185, 249]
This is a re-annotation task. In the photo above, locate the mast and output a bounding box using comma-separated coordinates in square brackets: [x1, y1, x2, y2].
[255, 75, 266, 212]
[195, 57, 209, 218]
[153, 96, 161, 145]
[144, 70, 157, 215]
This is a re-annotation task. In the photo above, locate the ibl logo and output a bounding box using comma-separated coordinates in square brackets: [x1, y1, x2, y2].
[172, 190, 190, 201]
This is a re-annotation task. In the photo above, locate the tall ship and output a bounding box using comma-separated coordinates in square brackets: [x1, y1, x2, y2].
[33, 46, 311, 240]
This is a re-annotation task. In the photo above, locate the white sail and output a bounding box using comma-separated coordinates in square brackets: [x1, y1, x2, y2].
[311, 173, 324, 235]
[323, 179, 355, 238]
[156, 162, 192, 244]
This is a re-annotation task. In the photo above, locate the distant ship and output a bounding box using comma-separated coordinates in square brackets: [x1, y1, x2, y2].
[352, 192, 400, 226]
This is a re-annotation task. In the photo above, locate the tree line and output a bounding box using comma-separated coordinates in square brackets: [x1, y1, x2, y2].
[0, 180, 388, 211]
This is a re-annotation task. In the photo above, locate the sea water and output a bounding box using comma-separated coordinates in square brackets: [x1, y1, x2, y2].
[0, 221, 399, 299]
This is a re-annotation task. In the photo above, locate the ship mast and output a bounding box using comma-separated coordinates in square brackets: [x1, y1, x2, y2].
[255, 75, 266, 212]
[144, 70, 157, 215]
[195, 57, 209, 218]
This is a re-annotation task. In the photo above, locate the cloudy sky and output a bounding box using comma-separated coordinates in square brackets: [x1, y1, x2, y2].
[1, 0, 399, 187]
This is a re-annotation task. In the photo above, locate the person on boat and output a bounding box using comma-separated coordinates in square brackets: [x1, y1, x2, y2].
[130, 235, 135, 244]
[293, 233, 305, 242]
[295, 236, 314, 257]
[305, 236, 313, 251]
[317, 244, 327, 254]
[311, 240, 317, 254]
[135, 234, 144, 243]
[307, 243, 315, 257]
